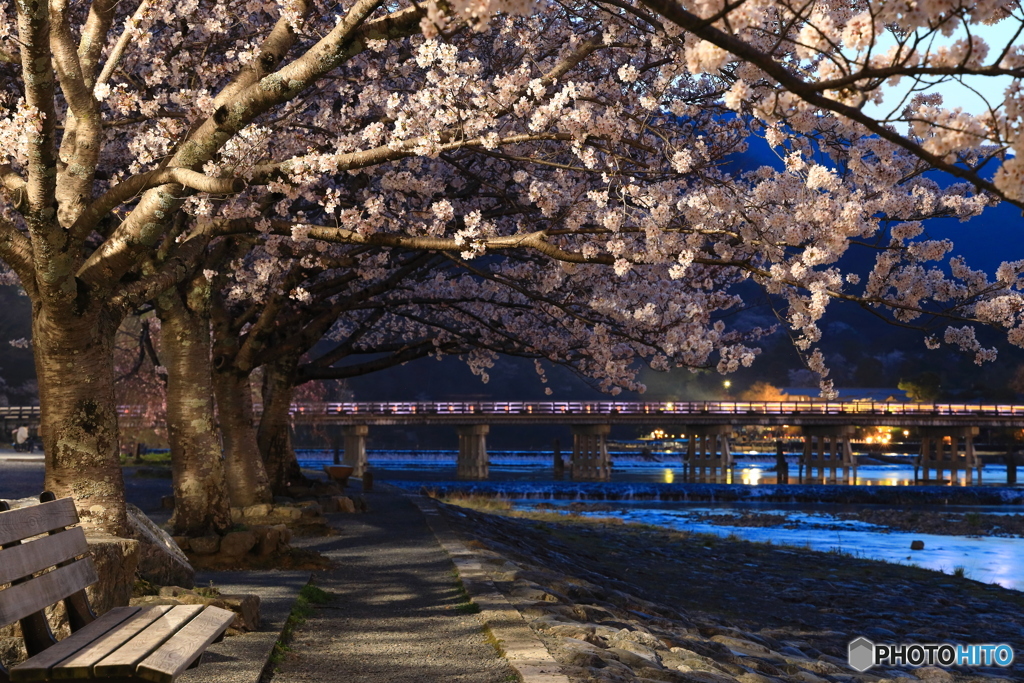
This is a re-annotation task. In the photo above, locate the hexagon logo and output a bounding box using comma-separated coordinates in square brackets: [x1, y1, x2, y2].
[848, 637, 876, 672]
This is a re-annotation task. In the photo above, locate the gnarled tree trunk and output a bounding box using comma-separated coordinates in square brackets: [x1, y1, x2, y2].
[158, 292, 231, 537]
[35, 304, 128, 536]
[213, 367, 273, 507]
[257, 356, 308, 494]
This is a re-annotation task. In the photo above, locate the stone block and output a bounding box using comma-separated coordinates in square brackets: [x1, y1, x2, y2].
[268, 506, 302, 522]
[171, 536, 190, 551]
[910, 540, 925, 550]
[189, 535, 221, 555]
[296, 501, 322, 518]
[216, 594, 261, 631]
[220, 530, 258, 556]
[253, 526, 282, 556]
[334, 496, 356, 513]
[230, 507, 244, 524]
[272, 524, 293, 545]
[127, 504, 195, 588]
[84, 532, 141, 615]
[243, 504, 273, 519]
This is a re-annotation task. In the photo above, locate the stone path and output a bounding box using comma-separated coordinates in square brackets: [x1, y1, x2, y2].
[180, 570, 310, 683]
[272, 490, 517, 683]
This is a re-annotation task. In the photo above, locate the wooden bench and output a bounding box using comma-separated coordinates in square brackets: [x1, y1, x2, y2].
[0, 493, 236, 683]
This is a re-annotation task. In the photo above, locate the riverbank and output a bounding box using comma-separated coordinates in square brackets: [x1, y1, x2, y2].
[394, 481, 1024, 505]
[434, 496, 1024, 683]
[672, 509, 1024, 538]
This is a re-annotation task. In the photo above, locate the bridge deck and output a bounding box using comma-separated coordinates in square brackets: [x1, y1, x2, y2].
[4, 401, 1024, 429]
[274, 401, 1024, 427]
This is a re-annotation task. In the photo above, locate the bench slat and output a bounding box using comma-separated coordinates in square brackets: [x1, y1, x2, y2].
[0, 499, 78, 546]
[9, 607, 142, 682]
[0, 527, 89, 586]
[136, 607, 236, 683]
[49, 606, 173, 680]
[92, 605, 204, 679]
[0, 560, 97, 628]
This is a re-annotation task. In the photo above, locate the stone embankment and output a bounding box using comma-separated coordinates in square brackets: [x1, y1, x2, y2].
[435, 502, 1024, 683]
[402, 482, 1024, 506]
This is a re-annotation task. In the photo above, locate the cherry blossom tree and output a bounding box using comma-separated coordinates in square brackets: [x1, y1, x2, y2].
[0, 0, 1017, 537]
[627, 0, 1024, 204]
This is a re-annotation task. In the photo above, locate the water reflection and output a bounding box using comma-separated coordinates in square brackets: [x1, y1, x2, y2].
[532, 504, 1024, 591]
[296, 449, 1024, 486]
[741, 467, 762, 485]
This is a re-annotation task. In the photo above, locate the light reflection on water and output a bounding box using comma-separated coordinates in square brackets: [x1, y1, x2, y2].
[297, 449, 1022, 486]
[299, 450, 1024, 590]
[520, 503, 1024, 591]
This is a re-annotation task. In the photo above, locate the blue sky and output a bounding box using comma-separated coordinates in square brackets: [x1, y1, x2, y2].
[865, 20, 1019, 119]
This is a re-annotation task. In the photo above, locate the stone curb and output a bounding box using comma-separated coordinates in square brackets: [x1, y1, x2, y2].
[407, 494, 571, 683]
[178, 570, 311, 683]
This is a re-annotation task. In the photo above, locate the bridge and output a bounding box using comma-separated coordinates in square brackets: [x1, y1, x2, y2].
[4, 401, 1021, 485]
[276, 400, 1022, 485]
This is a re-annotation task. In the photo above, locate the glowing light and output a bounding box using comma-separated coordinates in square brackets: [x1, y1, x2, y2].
[663, 469, 675, 484]
[741, 467, 763, 485]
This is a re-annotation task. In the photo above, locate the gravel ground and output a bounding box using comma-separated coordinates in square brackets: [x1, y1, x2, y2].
[272, 491, 517, 683]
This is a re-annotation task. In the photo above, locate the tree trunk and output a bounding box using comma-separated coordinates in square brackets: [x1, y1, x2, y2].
[34, 305, 128, 536]
[158, 297, 231, 537]
[213, 367, 273, 507]
[257, 357, 307, 494]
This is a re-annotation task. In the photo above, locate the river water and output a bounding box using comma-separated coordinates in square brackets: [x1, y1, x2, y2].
[297, 449, 1024, 591]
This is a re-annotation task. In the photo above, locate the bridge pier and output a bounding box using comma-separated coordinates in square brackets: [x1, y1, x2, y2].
[683, 426, 733, 483]
[916, 426, 979, 485]
[799, 426, 856, 484]
[571, 424, 611, 481]
[342, 425, 370, 476]
[457, 425, 490, 479]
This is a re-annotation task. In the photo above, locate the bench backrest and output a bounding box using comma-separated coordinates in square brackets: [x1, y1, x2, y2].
[0, 495, 98, 652]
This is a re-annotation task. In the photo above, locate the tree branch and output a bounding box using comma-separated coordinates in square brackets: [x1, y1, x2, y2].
[636, 0, 1023, 209]
[0, 217, 37, 295]
[0, 165, 27, 211]
[109, 235, 209, 311]
[76, 0, 117, 86]
[15, 0, 59, 223]
[71, 168, 244, 242]
[95, 0, 151, 88]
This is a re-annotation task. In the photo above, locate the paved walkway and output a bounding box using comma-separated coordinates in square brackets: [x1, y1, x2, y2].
[275, 490, 518, 683]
